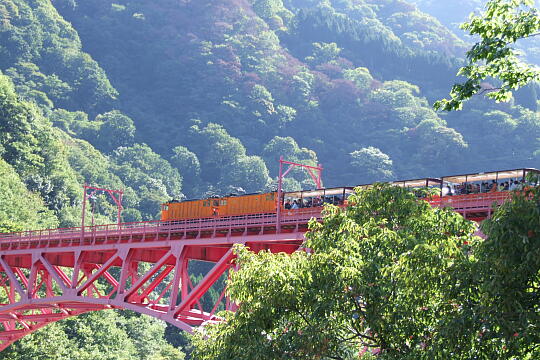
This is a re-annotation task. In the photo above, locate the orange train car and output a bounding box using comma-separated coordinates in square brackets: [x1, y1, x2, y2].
[161, 192, 277, 220]
[160, 186, 353, 221]
[161, 167, 540, 221]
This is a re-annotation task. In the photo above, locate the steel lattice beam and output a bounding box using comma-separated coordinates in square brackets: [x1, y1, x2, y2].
[0, 216, 307, 351]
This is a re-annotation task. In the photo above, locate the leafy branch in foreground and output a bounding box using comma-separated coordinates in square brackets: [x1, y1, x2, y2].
[192, 182, 540, 359]
[191, 185, 481, 359]
[435, 0, 540, 111]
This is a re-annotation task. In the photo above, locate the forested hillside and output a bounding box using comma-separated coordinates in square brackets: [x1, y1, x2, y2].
[409, 0, 540, 65]
[51, 0, 540, 187]
[0, 0, 539, 357]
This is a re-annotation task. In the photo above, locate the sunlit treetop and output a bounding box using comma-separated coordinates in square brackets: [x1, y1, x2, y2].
[435, 0, 540, 111]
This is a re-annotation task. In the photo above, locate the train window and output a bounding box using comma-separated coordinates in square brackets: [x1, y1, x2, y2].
[266, 193, 275, 201]
[162, 205, 169, 211]
[213, 200, 219, 206]
[220, 200, 227, 205]
[203, 200, 210, 207]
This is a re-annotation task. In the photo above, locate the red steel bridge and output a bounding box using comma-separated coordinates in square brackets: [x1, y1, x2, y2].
[0, 165, 534, 350]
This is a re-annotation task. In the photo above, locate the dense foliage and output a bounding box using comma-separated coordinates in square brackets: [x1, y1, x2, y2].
[46, 0, 540, 186]
[193, 184, 540, 359]
[410, 0, 540, 66]
[191, 185, 477, 359]
[0, 311, 185, 360]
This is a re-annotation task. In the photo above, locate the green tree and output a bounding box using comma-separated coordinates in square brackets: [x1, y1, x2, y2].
[369, 80, 421, 109]
[0, 73, 44, 174]
[220, 155, 271, 193]
[186, 123, 271, 194]
[343, 67, 373, 91]
[0, 310, 185, 360]
[473, 183, 540, 358]
[305, 42, 342, 65]
[121, 314, 186, 360]
[408, 119, 468, 174]
[171, 146, 201, 196]
[0, 74, 81, 216]
[248, 84, 275, 116]
[250, 0, 293, 27]
[435, 0, 540, 111]
[350, 146, 394, 183]
[192, 184, 479, 359]
[262, 136, 319, 189]
[0, 322, 77, 360]
[112, 144, 182, 199]
[95, 110, 136, 152]
[0, 159, 57, 232]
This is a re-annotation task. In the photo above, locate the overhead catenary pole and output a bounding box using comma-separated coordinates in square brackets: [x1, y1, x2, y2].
[81, 184, 124, 231]
[276, 156, 284, 233]
[275, 156, 323, 233]
[117, 192, 123, 226]
[81, 183, 88, 241]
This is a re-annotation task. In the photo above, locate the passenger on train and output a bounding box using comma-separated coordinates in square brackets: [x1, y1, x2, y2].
[284, 200, 292, 210]
[480, 182, 488, 193]
[442, 184, 454, 196]
[291, 200, 299, 209]
[460, 179, 533, 194]
[512, 181, 519, 190]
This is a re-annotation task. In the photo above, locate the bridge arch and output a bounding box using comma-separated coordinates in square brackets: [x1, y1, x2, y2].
[0, 298, 194, 350]
[0, 215, 307, 350]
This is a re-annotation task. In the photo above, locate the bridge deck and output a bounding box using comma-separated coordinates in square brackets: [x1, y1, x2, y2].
[0, 192, 510, 250]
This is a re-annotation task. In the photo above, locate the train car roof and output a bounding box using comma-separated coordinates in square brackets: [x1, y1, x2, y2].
[441, 168, 539, 184]
[165, 191, 274, 204]
[164, 168, 539, 205]
[284, 186, 354, 198]
[351, 177, 442, 189]
[166, 198, 199, 204]
[390, 177, 442, 187]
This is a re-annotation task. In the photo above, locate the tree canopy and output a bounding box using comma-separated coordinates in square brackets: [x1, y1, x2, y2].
[192, 185, 481, 359]
[435, 0, 540, 111]
[192, 183, 540, 359]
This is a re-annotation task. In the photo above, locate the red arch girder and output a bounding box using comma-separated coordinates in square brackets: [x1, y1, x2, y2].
[0, 306, 96, 351]
[0, 230, 305, 351]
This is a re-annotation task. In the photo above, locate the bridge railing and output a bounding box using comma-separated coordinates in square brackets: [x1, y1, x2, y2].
[428, 191, 513, 211]
[0, 208, 324, 244]
[0, 191, 518, 245]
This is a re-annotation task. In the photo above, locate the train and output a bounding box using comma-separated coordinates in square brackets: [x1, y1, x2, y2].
[161, 168, 540, 221]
